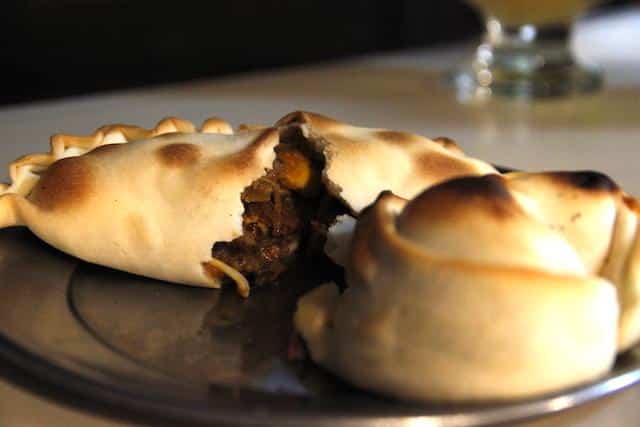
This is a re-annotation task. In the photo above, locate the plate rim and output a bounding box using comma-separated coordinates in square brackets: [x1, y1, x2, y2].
[3, 311, 640, 427]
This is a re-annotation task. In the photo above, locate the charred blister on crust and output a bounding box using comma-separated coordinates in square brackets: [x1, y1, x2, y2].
[156, 143, 202, 168]
[548, 171, 620, 193]
[441, 174, 512, 201]
[30, 157, 94, 211]
[623, 195, 640, 213]
[400, 174, 517, 224]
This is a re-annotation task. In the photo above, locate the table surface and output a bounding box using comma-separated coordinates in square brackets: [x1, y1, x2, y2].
[1, 6, 639, 427]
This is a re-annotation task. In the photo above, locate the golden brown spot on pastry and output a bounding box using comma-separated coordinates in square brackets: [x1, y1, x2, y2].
[433, 136, 462, 152]
[401, 175, 517, 224]
[570, 212, 583, 223]
[374, 130, 419, 145]
[251, 127, 279, 150]
[414, 151, 477, 178]
[204, 128, 278, 180]
[223, 152, 254, 172]
[30, 157, 93, 211]
[444, 174, 511, 199]
[157, 143, 202, 168]
[623, 196, 640, 213]
[197, 155, 255, 197]
[547, 171, 619, 193]
[445, 176, 517, 220]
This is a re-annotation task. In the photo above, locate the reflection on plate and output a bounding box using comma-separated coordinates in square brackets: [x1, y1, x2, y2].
[1, 228, 640, 426]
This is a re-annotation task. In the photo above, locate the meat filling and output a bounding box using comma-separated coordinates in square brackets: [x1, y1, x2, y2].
[211, 135, 345, 287]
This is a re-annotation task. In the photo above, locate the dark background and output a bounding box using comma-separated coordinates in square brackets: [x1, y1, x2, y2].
[0, 0, 632, 106]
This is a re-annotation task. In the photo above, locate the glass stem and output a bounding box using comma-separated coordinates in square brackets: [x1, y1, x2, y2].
[483, 18, 573, 75]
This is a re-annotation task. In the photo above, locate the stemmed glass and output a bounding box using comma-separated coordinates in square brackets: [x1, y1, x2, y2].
[450, 0, 603, 98]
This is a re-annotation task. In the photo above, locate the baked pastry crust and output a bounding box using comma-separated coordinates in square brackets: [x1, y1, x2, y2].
[277, 111, 497, 213]
[0, 116, 268, 297]
[0, 111, 497, 297]
[296, 171, 639, 401]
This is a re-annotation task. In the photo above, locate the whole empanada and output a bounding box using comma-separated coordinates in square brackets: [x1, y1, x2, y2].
[295, 171, 640, 402]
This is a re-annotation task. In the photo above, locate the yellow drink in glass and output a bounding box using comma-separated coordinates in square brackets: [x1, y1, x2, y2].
[468, 0, 596, 26]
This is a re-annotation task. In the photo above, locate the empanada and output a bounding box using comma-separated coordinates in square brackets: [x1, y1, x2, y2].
[296, 171, 640, 401]
[0, 112, 496, 297]
[276, 111, 496, 213]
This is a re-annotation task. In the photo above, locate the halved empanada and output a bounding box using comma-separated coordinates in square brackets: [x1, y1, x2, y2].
[277, 111, 496, 213]
[0, 112, 496, 297]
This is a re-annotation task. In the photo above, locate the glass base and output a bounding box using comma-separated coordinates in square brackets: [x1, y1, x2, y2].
[449, 61, 603, 99]
[448, 20, 603, 100]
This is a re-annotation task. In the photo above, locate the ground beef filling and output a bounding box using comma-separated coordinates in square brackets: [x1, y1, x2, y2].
[211, 141, 344, 286]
